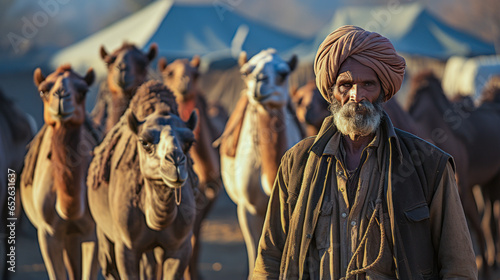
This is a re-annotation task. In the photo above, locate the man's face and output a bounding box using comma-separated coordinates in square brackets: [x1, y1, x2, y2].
[329, 58, 384, 138]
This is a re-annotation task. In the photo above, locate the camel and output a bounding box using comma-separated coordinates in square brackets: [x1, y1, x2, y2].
[0, 89, 35, 278]
[20, 65, 100, 280]
[158, 55, 224, 280]
[87, 80, 199, 280]
[292, 80, 424, 138]
[456, 76, 500, 268]
[219, 49, 304, 278]
[291, 80, 330, 137]
[91, 42, 157, 135]
[406, 71, 489, 274]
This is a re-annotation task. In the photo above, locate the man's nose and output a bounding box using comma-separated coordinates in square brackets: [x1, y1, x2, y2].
[349, 85, 362, 103]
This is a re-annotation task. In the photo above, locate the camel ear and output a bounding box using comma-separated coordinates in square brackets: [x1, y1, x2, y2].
[127, 111, 144, 134]
[190, 55, 201, 69]
[147, 43, 158, 63]
[288, 54, 298, 72]
[186, 109, 198, 132]
[157, 57, 167, 72]
[100, 45, 108, 60]
[33, 68, 45, 87]
[238, 51, 247, 67]
[84, 68, 95, 86]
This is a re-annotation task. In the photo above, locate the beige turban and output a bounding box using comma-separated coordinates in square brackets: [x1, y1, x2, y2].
[314, 25, 406, 102]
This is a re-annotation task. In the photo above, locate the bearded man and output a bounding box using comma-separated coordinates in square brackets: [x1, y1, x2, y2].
[253, 26, 477, 279]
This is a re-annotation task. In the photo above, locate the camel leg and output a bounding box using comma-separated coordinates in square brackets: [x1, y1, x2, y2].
[187, 184, 218, 280]
[164, 239, 192, 280]
[115, 241, 140, 280]
[462, 186, 489, 274]
[97, 228, 119, 279]
[38, 229, 66, 280]
[237, 203, 265, 280]
[140, 250, 157, 280]
[63, 234, 82, 280]
[81, 238, 99, 280]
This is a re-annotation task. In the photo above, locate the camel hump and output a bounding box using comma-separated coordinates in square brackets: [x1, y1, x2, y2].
[216, 94, 249, 157]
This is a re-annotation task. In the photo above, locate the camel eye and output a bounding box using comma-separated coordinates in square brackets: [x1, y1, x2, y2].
[182, 139, 195, 153]
[39, 90, 49, 99]
[139, 138, 154, 154]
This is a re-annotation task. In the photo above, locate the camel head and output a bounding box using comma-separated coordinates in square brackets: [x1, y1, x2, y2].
[239, 49, 297, 108]
[128, 108, 197, 189]
[34, 65, 94, 128]
[100, 42, 157, 99]
[291, 81, 330, 136]
[157, 55, 201, 102]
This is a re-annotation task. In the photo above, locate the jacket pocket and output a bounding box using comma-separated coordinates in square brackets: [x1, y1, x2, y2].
[404, 204, 430, 222]
[315, 201, 332, 249]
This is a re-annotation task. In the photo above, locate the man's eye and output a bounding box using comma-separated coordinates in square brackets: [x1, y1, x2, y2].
[364, 81, 374, 87]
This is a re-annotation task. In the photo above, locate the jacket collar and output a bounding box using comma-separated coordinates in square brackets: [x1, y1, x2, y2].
[310, 111, 403, 162]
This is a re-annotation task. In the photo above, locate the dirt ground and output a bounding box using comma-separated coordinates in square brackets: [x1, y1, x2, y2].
[3, 188, 500, 280]
[1, 189, 248, 280]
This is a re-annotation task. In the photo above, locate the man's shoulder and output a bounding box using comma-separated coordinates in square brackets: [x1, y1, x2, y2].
[395, 128, 450, 157]
[394, 128, 454, 172]
[284, 136, 317, 160]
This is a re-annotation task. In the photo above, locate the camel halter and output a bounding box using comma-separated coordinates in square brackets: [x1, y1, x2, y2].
[175, 187, 182, 206]
[341, 139, 392, 280]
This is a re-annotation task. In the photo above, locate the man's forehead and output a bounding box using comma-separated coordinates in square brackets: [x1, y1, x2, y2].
[337, 58, 378, 81]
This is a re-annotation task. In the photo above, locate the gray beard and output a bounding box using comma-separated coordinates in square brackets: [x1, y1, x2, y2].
[330, 98, 384, 139]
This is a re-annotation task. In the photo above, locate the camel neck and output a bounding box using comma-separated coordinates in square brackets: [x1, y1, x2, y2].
[50, 124, 86, 220]
[143, 179, 178, 230]
[107, 93, 131, 132]
[254, 105, 288, 188]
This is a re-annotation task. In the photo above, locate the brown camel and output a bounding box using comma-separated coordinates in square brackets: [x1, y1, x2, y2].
[87, 80, 199, 280]
[291, 80, 330, 137]
[0, 89, 35, 278]
[158, 55, 224, 280]
[219, 49, 304, 278]
[457, 76, 500, 269]
[91, 42, 157, 135]
[292, 80, 424, 138]
[20, 65, 100, 280]
[406, 71, 489, 274]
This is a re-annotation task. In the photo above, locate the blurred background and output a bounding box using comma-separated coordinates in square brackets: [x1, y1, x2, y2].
[1, 0, 499, 279]
[1, 0, 499, 128]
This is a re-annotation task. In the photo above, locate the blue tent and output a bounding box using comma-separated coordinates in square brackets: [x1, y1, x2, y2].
[50, 0, 307, 76]
[288, 3, 496, 62]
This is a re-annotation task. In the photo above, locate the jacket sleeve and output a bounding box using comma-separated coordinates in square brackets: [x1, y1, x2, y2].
[253, 151, 292, 279]
[429, 162, 478, 279]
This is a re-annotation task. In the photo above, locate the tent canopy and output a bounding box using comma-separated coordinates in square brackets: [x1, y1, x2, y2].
[49, 0, 307, 77]
[287, 3, 496, 62]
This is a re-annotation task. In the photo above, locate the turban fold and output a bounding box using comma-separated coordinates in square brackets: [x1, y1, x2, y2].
[314, 25, 406, 102]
